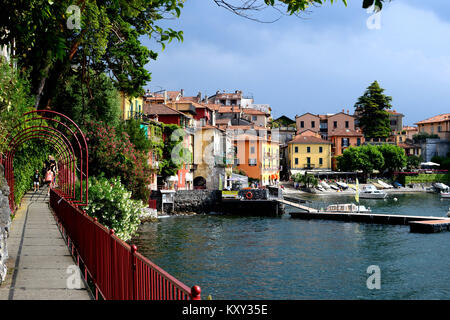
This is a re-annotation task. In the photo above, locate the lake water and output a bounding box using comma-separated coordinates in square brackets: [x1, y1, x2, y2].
[132, 193, 450, 299]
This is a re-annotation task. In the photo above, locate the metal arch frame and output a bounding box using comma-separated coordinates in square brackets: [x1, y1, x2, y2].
[3, 110, 88, 212]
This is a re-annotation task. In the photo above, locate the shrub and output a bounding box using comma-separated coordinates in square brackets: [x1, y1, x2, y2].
[84, 120, 152, 201]
[83, 177, 145, 241]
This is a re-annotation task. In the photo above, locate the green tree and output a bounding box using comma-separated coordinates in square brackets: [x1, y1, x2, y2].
[159, 124, 191, 180]
[412, 132, 439, 143]
[51, 72, 121, 129]
[337, 145, 384, 176]
[406, 155, 422, 170]
[377, 144, 407, 173]
[354, 81, 393, 139]
[117, 118, 151, 153]
[0, 1, 184, 109]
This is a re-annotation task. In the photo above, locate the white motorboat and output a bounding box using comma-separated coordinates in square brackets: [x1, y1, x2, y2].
[325, 203, 371, 213]
[441, 192, 450, 199]
[359, 184, 387, 199]
[320, 181, 331, 190]
[434, 183, 449, 192]
[336, 181, 349, 190]
[329, 184, 339, 190]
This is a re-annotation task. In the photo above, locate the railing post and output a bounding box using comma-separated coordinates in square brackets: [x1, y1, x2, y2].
[131, 245, 137, 300]
[191, 285, 201, 300]
[109, 229, 115, 300]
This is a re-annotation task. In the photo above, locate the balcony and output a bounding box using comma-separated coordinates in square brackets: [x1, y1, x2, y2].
[301, 163, 315, 169]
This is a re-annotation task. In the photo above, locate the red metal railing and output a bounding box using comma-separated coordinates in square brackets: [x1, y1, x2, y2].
[50, 189, 201, 300]
[148, 199, 157, 209]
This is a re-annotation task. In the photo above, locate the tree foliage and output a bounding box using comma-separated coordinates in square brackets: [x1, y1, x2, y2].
[159, 124, 191, 180]
[0, 0, 184, 109]
[117, 118, 152, 153]
[336, 145, 384, 175]
[406, 155, 422, 170]
[354, 81, 392, 139]
[51, 71, 121, 129]
[84, 120, 152, 201]
[377, 144, 407, 173]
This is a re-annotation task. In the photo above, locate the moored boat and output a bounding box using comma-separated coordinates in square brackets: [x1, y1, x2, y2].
[325, 203, 371, 213]
[441, 192, 450, 199]
[359, 184, 387, 199]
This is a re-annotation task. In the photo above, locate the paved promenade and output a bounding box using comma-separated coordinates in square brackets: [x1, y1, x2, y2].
[0, 189, 91, 300]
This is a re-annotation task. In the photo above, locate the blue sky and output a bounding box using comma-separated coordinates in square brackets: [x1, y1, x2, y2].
[142, 0, 450, 125]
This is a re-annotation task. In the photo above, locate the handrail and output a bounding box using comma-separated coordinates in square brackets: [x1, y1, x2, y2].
[50, 189, 201, 300]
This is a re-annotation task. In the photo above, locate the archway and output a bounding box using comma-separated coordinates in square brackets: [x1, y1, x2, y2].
[1, 110, 88, 212]
[193, 176, 206, 189]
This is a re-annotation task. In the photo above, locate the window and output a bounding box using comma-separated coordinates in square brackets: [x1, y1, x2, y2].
[252, 115, 257, 121]
[319, 146, 323, 153]
[307, 146, 311, 153]
[250, 146, 255, 154]
[300, 121, 304, 128]
[307, 157, 311, 164]
[357, 138, 361, 146]
[342, 138, 349, 147]
[311, 121, 315, 128]
[295, 158, 298, 165]
[345, 121, 349, 128]
[319, 158, 323, 165]
[295, 146, 298, 153]
[333, 121, 337, 128]
[438, 125, 442, 132]
[249, 158, 257, 166]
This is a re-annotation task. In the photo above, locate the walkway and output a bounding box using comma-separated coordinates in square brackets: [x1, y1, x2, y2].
[0, 189, 91, 300]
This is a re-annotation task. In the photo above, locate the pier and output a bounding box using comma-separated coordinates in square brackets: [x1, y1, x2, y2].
[288, 210, 450, 233]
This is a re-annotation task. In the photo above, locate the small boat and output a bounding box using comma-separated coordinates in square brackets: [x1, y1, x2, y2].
[316, 185, 325, 192]
[359, 184, 387, 199]
[441, 192, 450, 199]
[378, 180, 393, 189]
[325, 203, 371, 213]
[434, 183, 449, 193]
[320, 181, 331, 190]
[329, 184, 339, 190]
[336, 181, 349, 190]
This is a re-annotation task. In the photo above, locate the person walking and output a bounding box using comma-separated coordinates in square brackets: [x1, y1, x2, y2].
[44, 168, 54, 196]
[33, 169, 40, 192]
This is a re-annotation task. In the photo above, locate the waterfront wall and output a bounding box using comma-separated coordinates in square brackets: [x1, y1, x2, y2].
[0, 164, 11, 284]
[149, 189, 222, 214]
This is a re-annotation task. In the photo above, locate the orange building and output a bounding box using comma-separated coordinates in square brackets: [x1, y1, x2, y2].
[329, 128, 364, 170]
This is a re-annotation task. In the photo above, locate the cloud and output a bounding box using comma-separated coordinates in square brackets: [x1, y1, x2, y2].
[144, 1, 450, 124]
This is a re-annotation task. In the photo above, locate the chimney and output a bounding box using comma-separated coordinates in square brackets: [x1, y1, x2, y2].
[181, 89, 184, 97]
[342, 109, 345, 113]
[204, 94, 208, 103]
[347, 109, 349, 114]
[196, 92, 201, 102]
[164, 90, 167, 104]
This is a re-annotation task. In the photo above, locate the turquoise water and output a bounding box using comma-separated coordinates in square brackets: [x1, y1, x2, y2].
[132, 193, 450, 299]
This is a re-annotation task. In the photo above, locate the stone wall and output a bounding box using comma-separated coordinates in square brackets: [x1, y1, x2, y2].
[0, 164, 11, 284]
[149, 189, 221, 214]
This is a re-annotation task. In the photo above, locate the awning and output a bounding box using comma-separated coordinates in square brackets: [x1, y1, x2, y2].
[167, 175, 178, 182]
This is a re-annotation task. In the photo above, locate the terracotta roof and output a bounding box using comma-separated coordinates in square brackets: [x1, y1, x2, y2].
[198, 125, 224, 131]
[329, 128, 363, 137]
[227, 125, 267, 131]
[218, 106, 241, 113]
[205, 104, 222, 111]
[242, 108, 268, 115]
[415, 113, 450, 125]
[143, 103, 187, 117]
[387, 110, 404, 116]
[402, 126, 418, 131]
[288, 135, 331, 145]
[215, 118, 231, 125]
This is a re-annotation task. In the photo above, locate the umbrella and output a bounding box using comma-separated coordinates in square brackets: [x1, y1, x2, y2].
[420, 162, 440, 166]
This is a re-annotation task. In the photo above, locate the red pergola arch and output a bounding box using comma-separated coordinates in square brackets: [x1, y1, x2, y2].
[2, 110, 88, 212]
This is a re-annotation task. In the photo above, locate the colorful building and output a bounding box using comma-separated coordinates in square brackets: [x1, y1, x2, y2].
[415, 113, 450, 141]
[287, 130, 332, 175]
[119, 92, 144, 120]
[329, 128, 364, 170]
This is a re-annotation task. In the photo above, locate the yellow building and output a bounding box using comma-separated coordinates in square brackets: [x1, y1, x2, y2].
[119, 92, 144, 120]
[287, 130, 332, 174]
[261, 137, 280, 185]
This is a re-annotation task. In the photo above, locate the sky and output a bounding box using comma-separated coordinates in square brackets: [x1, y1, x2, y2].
[142, 0, 450, 126]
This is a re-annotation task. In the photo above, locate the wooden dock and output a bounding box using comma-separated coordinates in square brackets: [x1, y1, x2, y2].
[409, 219, 450, 233]
[277, 199, 318, 213]
[288, 210, 450, 233]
